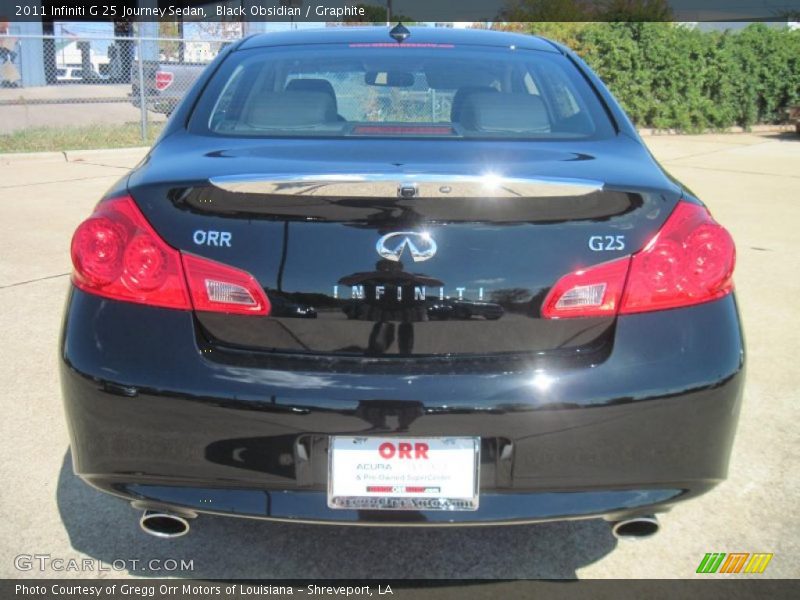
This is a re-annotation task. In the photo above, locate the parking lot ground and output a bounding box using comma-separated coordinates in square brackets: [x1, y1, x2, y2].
[0, 132, 798, 579]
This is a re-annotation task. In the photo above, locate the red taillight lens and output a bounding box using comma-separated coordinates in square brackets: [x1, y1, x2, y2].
[70, 196, 270, 316]
[71, 196, 190, 309]
[542, 201, 735, 319]
[620, 201, 735, 314]
[541, 256, 630, 319]
[155, 71, 173, 91]
[183, 254, 270, 316]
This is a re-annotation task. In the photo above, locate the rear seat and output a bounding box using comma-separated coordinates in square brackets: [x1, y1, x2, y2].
[285, 78, 347, 122]
[450, 86, 498, 123]
[459, 93, 551, 134]
[244, 92, 338, 129]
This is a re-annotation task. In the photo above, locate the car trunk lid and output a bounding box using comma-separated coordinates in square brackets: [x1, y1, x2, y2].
[128, 136, 681, 358]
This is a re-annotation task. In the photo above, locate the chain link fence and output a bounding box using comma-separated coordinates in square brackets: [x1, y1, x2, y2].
[0, 28, 465, 142]
[0, 31, 236, 139]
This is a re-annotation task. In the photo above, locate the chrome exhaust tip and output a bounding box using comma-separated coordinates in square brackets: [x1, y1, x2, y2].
[139, 510, 190, 539]
[611, 515, 660, 540]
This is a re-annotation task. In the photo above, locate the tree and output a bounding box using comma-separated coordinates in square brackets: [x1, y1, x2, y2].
[499, 0, 593, 21]
[599, 0, 672, 21]
[498, 0, 671, 21]
[158, 21, 182, 62]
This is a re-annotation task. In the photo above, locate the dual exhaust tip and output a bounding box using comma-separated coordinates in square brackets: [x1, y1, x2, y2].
[139, 510, 191, 539]
[137, 509, 659, 540]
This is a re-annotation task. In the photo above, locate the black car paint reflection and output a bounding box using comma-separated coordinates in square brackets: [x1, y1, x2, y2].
[269, 295, 318, 319]
[427, 299, 504, 320]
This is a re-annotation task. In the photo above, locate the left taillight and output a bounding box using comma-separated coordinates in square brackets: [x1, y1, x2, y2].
[70, 195, 270, 316]
[182, 253, 270, 316]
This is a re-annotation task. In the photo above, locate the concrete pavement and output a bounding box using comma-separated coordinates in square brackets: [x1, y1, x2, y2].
[0, 133, 798, 579]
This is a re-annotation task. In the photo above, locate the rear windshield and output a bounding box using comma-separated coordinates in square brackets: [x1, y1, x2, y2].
[192, 44, 615, 140]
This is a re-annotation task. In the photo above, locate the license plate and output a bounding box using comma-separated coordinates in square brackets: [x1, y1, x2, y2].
[327, 436, 480, 511]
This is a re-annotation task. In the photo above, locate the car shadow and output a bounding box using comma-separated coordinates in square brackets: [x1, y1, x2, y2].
[757, 130, 799, 142]
[57, 450, 617, 579]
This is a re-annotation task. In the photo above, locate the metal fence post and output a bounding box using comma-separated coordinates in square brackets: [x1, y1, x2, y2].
[136, 31, 147, 142]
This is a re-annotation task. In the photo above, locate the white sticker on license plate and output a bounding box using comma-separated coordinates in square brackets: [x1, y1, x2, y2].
[327, 437, 480, 511]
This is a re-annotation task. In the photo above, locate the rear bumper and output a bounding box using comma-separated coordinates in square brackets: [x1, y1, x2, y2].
[60, 289, 745, 525]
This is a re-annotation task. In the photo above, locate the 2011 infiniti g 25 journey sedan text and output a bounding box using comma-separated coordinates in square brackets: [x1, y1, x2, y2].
[60, 27, 744, 538]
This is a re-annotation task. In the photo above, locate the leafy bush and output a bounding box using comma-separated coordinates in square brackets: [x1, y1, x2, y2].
[499, 22, 800, 131]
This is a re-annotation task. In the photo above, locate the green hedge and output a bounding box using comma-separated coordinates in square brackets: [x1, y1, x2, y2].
[518, 23, 800, 131]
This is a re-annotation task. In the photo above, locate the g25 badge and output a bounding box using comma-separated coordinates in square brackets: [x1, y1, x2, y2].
[589, 235, 625, 252]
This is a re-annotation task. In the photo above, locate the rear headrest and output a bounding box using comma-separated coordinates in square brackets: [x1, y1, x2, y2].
[245, 92, 337, 129]
[450, 86, 498, 122]
[286, 78, 338, 112]
[459, 93, 551, 134]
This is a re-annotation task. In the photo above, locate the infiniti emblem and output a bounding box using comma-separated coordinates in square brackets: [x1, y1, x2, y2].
[376, 232, 437, 263]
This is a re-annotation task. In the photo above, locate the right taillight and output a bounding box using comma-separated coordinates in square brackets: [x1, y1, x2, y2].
[620, 201, 735, 314]
[542, 201, 735, 318]
[70, 195, 270, 316]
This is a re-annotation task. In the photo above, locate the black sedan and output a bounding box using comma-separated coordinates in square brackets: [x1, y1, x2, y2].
[60, 26, 743, 538]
